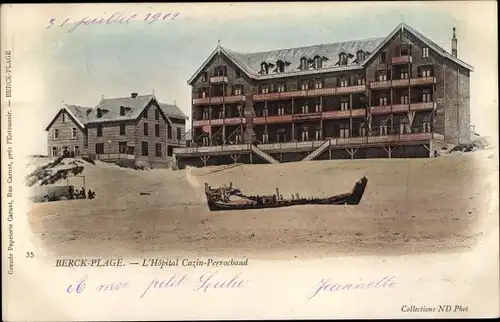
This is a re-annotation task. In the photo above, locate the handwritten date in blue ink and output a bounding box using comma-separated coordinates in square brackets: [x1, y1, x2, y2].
[47, 12, 180, 33]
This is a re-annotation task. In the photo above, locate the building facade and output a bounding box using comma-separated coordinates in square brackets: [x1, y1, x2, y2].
[45, 93, 188, 168]
[174, 23, 472, 167]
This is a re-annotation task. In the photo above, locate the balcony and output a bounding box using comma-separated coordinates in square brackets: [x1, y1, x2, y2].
[369, 102, 436, 115]
[192, 118, 246, 127]
[322, 110, 352, 120]
[258, 140, 325, 152]
[330, 132, 444, 146]
[392, 55, 413, 65]
[253, 85, 366, 102]
[173, 144, 251, 156]
[193, 95, 246, 105]
[292, 112, 322, 122]
[370, 77, 436, 90]
[253, 115, 293, 125]
[210, 76, 228, 83]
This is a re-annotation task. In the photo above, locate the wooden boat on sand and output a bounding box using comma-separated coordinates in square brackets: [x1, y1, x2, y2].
[204, 176, 368, 212]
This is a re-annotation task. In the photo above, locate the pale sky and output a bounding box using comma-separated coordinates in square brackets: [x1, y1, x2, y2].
[3, 2, 497, 155]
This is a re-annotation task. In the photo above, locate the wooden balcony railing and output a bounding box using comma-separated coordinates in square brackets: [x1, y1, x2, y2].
[173, 133, 446, 156]
[253, 115, 293, 125]
[210, 76, 228, 83]
[392, 55, 413, 65]
[253, 85, 366, 102]
[192, 95, 246, 105]
[192, 118, 246, 127]
[369, 102, 436, 115]
[370, 77, 436, 89]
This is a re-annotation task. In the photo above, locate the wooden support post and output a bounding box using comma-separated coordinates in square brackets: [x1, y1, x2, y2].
[280, 153, 283, 163]
[383, 146, 394, 158]
[328, 146, 332, 160]
[200, 155, 210, 167]
[349, 93, 353, 136]
[250, 152, 253, 164]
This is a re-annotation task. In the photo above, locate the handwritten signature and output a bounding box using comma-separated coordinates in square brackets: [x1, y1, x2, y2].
[66, 271, 247, 299]
[47, 12, 180, 33]
[307, 276, 396, 299]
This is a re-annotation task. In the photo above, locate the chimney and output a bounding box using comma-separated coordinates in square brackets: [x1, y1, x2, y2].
[451, 27, 458, 58]
[131, 93, 138, 98]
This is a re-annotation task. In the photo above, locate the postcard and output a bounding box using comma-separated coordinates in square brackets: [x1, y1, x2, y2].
[1, 2, 499, 321]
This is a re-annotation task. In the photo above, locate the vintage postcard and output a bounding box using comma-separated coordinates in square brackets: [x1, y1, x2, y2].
[1, 2, 499, 320]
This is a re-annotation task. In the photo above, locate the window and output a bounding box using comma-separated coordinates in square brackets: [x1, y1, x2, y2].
[51, 147, 58, 157]
[380, 96, 388, 106]
[276, 60, 285, 73]
[340, 126, 349, 138]
[144, 123, 148, 136]
[177, 127, 182, 139]
[315, 103, 322, 113]
[378, 71, 387, 81]
[380, 52, 386, 63]
[120, 122, 126, 135]
[421, 68, 432, 78]
[155, 109, 159, 120]
[400, 68, 409, 79]
[95, 143, 104, 154]
[201, 88, 208, 98]
[167, 146, 174, 156]
[97, 125, 102, 137]
[235, 69, 241, 78]
[167, 125, 172, 139]
[155, 124, 160, 137]
[314, 81, 323, 89]
[74, 146, 80, 156]
[234, 86, 242, 95]
[53, 129, 59, 140]
[422, 47, 429, 59]
[261, 85, 269, 94]
[423, 122, 432, 133]
[301, 105, 309, 114]
[141, 142, 149, 156]
[218, 109, 224, 119]
[276, 84, 285, 92]
[314, 56, 322, 69]
[400, 45, 409, 56]
[71, 128, 77, 139]
[62, 112, 66, 123]
[155, 143, 162, 157]
[315, 127, 322, 140]
[119, 142, 127, 153]
[422, 90, 431, 102]
[356, 51, 365, 64]
[143, 108, 148, 118]
[260, 63, 269, 74]
[300, 57, 308, 70]
[340, 102, 349, 111]
[201, 72, 208, 82]
[120, 106, 126, 116]
[340, 79, 348, 87]
[277, 106, 285, 115]
[262, 132, 269, 143]
[339, 53, 348, 66]
[380, 123, 388, 136]
[97, 108, 102, 118]
[301, 82, 309, 90]
[216, 66, 226, 76]
[301, 127, 309, 141]
[401, 95, 409, 104]
[357, 78, 366, 85]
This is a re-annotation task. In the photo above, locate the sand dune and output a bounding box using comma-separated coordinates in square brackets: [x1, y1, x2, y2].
[27, 151, 498, 259]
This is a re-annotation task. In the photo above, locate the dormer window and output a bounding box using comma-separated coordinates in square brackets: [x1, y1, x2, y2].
[120, 106, 126, 116]
[356, 51, 365, 64]
[314, 56, 322, 69]
[260, 62, 269, 74]
[299, 57, 308, 70]
[96, 108, 102, 118]
[339, 53, 348, 66]
[201, 72, 208, 82]
[276, 60, 285, 73]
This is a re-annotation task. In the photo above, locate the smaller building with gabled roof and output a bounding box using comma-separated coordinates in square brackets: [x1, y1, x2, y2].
[45, 92, 187, 168]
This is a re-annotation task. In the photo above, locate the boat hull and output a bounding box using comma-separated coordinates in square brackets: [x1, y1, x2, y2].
[206, 177, 368, 212]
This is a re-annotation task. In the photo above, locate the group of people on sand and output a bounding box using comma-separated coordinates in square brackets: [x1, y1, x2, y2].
[68, 186, 96, 200]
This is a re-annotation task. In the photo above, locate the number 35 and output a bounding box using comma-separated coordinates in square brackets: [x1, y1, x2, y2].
[26, 252, 34, 258]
